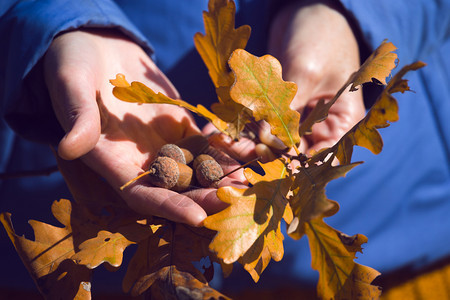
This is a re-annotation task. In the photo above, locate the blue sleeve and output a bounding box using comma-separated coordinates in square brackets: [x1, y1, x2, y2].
[0, 0, 153, 143]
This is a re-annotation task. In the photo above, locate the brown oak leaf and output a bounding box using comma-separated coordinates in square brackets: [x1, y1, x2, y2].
[305, 219, 380, 300]
[204, 159, 293, 281]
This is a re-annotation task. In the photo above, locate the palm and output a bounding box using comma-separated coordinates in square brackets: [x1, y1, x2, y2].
[44, 29, 230, 226]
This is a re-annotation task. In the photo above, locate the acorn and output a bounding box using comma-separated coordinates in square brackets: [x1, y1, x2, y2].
[120, 156, 193, 192]
[192, 154, 215, 170]
[147, 156, 193, 192]
[195, 157, 224, 188]
[181, 148, 194, 165]
[157, 144, 187, 164]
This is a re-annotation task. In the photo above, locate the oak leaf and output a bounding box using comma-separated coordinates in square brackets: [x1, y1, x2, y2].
[0, 200, 93, 299]
[71, 222, 160, 269]
[110, 74, 229, 134]
[298, 41, 398, 137]
[349, 40, 398, 90]
[310, 61, 426, 165]
[305, 219, 380, 299]
[338, 61, 426, 164]
[287, 160, 361, 239]
[204, 159, 293, 281]
[194, 0, 250, 88]
[123, 219, 230, 299]
[194, 0, 253, 138]
[229, 49, 301, 148]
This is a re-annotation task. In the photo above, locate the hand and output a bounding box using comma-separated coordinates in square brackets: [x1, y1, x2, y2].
[208, 1, 365, 162]
[44, 29, 244, 226]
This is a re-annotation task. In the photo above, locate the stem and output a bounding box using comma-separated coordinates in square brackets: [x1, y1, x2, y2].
[292, 144, 301, 156]
[120, 170, 153, 190]
[219, 156, 261, 180]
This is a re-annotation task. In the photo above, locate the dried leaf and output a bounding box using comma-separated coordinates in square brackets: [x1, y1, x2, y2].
[305, 219, 380, 299]
[193, 0, 253, 139]
[349, 40, 398, 90]
[287, 160, 361, 239]
[123, 220, 229, 298]
[71, 222, 159, 269]
[194, 0, 250, 88]
[0, 200, 94, 299]
[310, 61, 426, 166]
[110, 74, 229, 133]
[204, 159, 293, 281]
[143, 266, 230, 300]
[336, 264, 382, 299]
[229, 49, 300, 148]
[299, 41, 398, 137]
[212, 86, 252, 139]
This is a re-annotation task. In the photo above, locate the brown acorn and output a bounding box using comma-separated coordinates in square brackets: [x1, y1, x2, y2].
[147, 156, 193, 192]
[120, 156, 193, 191]
[192, 154, 215, 170]
[195, 158, 224, 188]
[157, 144, 186, 164]
[181, 148, 194, 165]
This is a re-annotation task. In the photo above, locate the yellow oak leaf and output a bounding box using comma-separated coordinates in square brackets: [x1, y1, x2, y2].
[204, 159, 293, 281]
[305, 219, 380, 300]
[194, 0, 251, 88]
[309, 61, 426, 166]
[194, 0, 252, 138]
[212, 86, 252, 139]
[110, 74, 228, 133]
[237, 221, 287, 282]
[72, 222, 159, 269]
[299, 40, 399, 137]
[349, 40, 398, 90]
[229, 49, 301, 148]
[287, 160, 361, 240]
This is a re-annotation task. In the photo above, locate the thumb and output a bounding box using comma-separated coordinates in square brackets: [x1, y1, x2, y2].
[57, 92, 101, 160]
[46, 68, 101, 160]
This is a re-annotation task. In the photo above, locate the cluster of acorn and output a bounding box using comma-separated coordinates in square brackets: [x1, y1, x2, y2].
[120, 135, 224, 191]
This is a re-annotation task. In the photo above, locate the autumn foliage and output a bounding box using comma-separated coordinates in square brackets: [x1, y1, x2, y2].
[1, 0, 424, 299]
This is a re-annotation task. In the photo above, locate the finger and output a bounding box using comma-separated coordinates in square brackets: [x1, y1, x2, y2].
[125, 184, 207, 226]
[203, 145, 247, 183]
[79, 137, 207, 226]
[44, 36, 103, 160]
[45, 70, 101, 160]
[257, 121, 287, 150]
[183, 177, 247, 215]
[201, 122, 219, 136]
[255, 143, 277, 163]
[207, 133, 257, 162]
[183, 188, 228, 215]
[57, 94, 101, 160]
